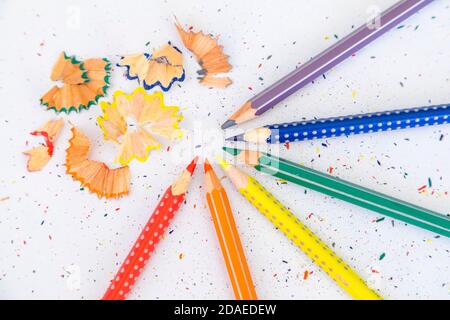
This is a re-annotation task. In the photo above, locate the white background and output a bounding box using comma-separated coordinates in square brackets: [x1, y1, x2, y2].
[0, 0, 449, 299]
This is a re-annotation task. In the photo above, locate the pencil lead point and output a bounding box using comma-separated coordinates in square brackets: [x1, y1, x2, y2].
[186, 156, 199, 175]
[204, 158, 213, 173]
[215, 156, 230, 170]
[221, 119, 236, 130]
[222, 147, 242, 155]
[225, 133, 243, 141]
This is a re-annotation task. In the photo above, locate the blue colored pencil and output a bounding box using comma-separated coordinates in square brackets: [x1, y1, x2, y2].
[227, 104, 449, 144]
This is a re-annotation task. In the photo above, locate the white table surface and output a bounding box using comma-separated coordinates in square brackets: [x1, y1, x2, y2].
[0, 0, 449, 299]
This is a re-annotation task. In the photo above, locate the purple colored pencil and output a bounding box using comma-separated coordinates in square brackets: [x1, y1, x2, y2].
[221, 0, 434, 129]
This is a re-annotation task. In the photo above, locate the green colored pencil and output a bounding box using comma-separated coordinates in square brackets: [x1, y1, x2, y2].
[223, 147, 450, 238]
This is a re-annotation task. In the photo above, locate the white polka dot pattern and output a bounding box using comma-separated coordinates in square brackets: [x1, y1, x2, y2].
[266, 104, 449, 143]
[102, 187, 185, 300]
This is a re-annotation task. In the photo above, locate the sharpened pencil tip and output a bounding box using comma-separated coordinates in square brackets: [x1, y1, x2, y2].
[225, 133, 244, 142]
[215, 156, 230, 170]
[222, 147, 242, 155]
[204, 158, 213, 173]
[221, 119, 236, 130]
[186, 156, 199, 175]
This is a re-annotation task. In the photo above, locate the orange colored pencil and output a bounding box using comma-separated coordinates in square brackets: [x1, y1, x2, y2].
[204, 159, 257, 300]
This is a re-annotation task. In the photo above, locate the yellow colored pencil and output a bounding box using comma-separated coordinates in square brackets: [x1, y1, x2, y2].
[216, 157, 382, 300]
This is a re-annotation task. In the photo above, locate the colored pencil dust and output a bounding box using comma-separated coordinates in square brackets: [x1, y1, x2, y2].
[221, 0, 433, 129]
[223, 148, 450, 238]
[102, 157, 199, 300]
[227, 104, 450, 143]
[204, 159, 257, 300]
[216, 157, 382, 300]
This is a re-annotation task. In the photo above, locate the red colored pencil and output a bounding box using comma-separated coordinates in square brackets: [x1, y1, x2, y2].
[102, 156, 199, 300]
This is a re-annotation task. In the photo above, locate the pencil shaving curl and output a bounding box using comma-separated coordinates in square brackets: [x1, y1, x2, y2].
[119, 43, 185, 92]
[175, 19, 232, 88]
[65, 127, 130, 199]
[40, 52, 111, 113]
[24, 118, 64, 172]
[97, 87, 183, 166]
